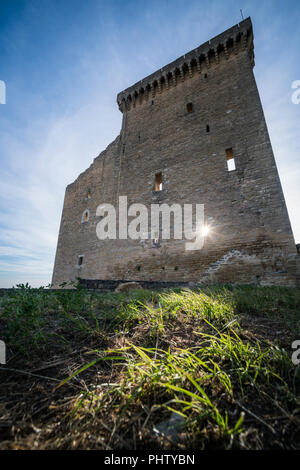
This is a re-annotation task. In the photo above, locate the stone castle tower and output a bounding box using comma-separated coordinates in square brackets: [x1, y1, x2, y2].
[52, 17, 298, 288]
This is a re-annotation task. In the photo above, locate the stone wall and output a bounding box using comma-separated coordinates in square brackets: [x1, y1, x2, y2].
[52, 17, 298, 288]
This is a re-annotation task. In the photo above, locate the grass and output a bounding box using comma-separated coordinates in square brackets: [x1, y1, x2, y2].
[0, 283, 299, 449]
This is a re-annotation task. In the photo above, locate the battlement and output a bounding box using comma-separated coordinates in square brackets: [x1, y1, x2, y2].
[117, 17, 254, 112]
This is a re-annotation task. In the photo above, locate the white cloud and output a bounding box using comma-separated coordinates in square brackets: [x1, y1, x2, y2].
[0, 86, 122, 287]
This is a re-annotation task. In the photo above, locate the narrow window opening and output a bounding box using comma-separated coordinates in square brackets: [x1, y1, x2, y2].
[226, 148, 236, 172]
[204, 73, 208, 78]
[186, 102, 193, 113]
[154, 172, 162, 191]
[87, 190, 91, 199]
[82, 209, 90, 223]
[78, 255, 83, 267]
[206, 125, 210, 133]
[152, 235, 160, 247]
[122, 144, 125, 154]
[151, 100, 154, 105]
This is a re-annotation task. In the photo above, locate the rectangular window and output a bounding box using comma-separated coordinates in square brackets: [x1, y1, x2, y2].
[78, 255, 84, 266]
[187, 102, 193, 113]
[154, 172, 162, 191]
[226, 148, 236, 172]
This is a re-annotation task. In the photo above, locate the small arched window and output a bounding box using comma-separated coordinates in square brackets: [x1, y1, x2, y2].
[81, 209, 90, 224]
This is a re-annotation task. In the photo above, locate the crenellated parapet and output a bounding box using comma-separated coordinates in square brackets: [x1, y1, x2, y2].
[117, 17, 254, 112]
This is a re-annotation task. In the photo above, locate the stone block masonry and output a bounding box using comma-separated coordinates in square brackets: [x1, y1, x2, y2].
[52, 17, 298, 288]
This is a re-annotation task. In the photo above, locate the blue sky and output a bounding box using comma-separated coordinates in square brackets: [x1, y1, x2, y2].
[0, 0, 299, 287]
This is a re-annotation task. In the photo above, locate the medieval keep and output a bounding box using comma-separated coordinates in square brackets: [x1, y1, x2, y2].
[52, 18, 299, 287]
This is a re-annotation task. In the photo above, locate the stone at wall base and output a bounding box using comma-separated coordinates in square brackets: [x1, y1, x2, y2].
[115, 282, 142, 293]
